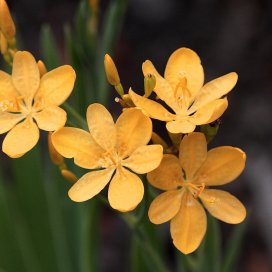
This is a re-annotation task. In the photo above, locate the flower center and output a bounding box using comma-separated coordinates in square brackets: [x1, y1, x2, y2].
[179, 181, 205, 199]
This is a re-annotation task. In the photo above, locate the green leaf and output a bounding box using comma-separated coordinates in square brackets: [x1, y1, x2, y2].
[40, 24, 61, 69]
[222, 220, 248, 272]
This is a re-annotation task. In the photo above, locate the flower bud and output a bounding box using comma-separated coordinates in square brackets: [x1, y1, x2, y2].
[0, 32, 7, 54]
[0, 0, 16, 39]
[151, 132, 168, 149]
[104, 54, 120, 86]
[144, 73, 156, 97]
[37, 60, 47, 77]
[61, 169, 78, 184]
[48, 132, 64, 166]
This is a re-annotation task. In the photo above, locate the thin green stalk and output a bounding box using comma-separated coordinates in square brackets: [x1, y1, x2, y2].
[63, 103, 88, 130]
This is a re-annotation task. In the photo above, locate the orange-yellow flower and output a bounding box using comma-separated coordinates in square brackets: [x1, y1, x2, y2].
[147, 132, 246, 254]
[0, 51, 76, 157]
[52, 103, 163, 212]
[129, 48, 238, 134]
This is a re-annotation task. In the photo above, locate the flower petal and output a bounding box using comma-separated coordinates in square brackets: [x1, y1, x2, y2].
[166, 119, 196, 134]
[164, 48, 204, 97]
[147, 154, 183, 190]
[108, 168, 144, 212]
[129, 89, 175, 121]
[87, 103, 116, 151]
[122, 145, 163, 174]
[2, 118, 39, 157]
[200, 189, 246, 224]
[195, 147, 246, 186]
[52, 127, 105, 169]
[0, 112, 25, 134]
[142, 60, 178, 111]
[68, 168, 114, 202]
[33, 106, 66, 131]
[179, 132, 207, 180]
[148, 190, 182, 224]
[189, 98, 228, 125]
[116, 108, 152, 158]
[12, 51, 40, 107]
[189, 72, 238, 112]
[0, 70, 18, 100]
[170, 190, 207, 254]
[35, 65, 76, 107]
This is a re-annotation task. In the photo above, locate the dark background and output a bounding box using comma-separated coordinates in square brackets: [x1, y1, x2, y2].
[7, 0, 272, 271]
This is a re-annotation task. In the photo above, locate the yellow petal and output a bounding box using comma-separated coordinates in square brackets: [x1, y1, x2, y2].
[189, 98, 228, 125]
[0, 112, 25, 133]
[87, 103, 116, 151]
[12, 51, 40, 107]
[166, 119, 195, 134]
[116, 108, 152, 158]
[179, 132, 207, 180]
[2, 118, 39, 157]
[190, 72, 238, 112]
[122, 145, 163, 174]
[52, 127, 105, 169]
[200, 189, 246, 224]
[147, 154, 183, 190]
[129, 89, 174, 121]
[142, 60, 178, 111]
[148, 190, 182, 224]
[170, 190, 207, 254]
[33, 106, 66, 131]
[0, 70, 18, 101]
[164, 48, 204, 97]
[37, 60, 47, 77]
[195, 147, 246, 186]
[108, 167, 144, 212]
[35, 65, 76, 108]
[68, 168, 114, 202]
[0, 0, 16, 39]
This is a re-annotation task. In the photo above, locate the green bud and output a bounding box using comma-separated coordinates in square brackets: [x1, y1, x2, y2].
[144, 73, 156, 97]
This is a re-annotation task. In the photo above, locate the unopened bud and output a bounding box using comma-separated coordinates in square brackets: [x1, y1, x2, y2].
[144, 74, 156, 97]
[48, 132, 64, 166]
[200, 121, 220, 143]
[37, 60, 47, 77]
[0, 32, 7, 54]
[61, 169, 78, 184]
[0, 0, 16, 39]
[104, 54, 120, 86]
[151, 132, 168, 149]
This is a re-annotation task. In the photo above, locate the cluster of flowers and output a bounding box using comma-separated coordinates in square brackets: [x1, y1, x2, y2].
[0, 0, 246, 254]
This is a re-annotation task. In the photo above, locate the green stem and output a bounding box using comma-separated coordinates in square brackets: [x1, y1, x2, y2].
[63, 103, 88, 130]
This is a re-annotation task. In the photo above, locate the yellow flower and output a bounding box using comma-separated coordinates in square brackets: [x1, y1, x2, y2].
[0, 51, 76, 157]
[129, 48, 238, 133]
[147, 132, 246, 254]
[52, 103, 163, 212]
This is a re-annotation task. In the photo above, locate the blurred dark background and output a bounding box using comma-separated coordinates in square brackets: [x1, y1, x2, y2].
[6, 0, 272, 271]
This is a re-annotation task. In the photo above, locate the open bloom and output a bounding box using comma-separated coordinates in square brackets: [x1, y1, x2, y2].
[147, 132, 246, 254]
[52, 103, 163, 212]
[129, 47, 238, 133]
[0, 51, 76, 157]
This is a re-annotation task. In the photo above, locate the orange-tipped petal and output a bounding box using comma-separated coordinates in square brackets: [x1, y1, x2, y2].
[35, 65, 76, 108]
[12, 51, 40, 107]
[164, 48, 204, 97]
[116, 108, 152, 158]
[122, 145, 163, 174]
[148, 190, 182, 224]
[52, 127, 105, 169]
[108, 167, 144, 212]
[2, 118, 39, 157]
[179, 132, 207, 180]
[33, 106, 66, 131]
[200, 189, 246, 224]
[170, 190, 207, 254]
[190, 72, 238, 112]
[129, 89, 175, 121]
[87, 103, 116, 151]
[195, 147, 246, 186]
[147, 154, 183, 190]
[68, 168, 114, 202]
